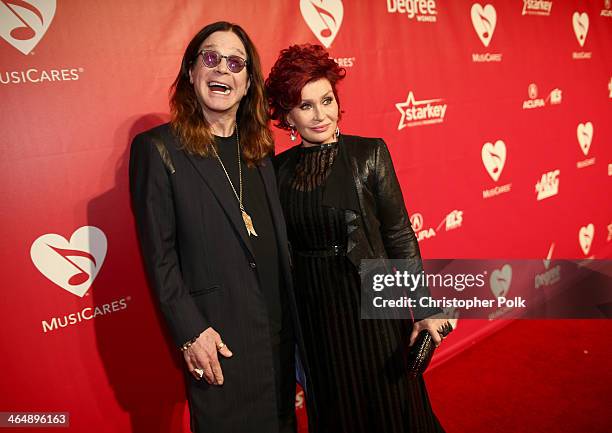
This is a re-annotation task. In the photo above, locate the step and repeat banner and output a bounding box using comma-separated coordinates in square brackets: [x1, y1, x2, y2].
[1, 0, 610, 431]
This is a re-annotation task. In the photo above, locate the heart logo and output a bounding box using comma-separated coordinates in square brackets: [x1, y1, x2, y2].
[0, 0, 56, 55]
[579, 224, 594, 255]
[300, 0, 344, 48]
[481, 140, 506, 182]
[490, 264, 512, 298]
[576, 122, 593, 156]
[471, 3, 497, 48]
[572, 12, 589, 47]
[30, 226, 107, 297]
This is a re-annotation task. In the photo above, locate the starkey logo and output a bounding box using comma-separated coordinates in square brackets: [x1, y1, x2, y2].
[395, 91, 447, 129]
[0, 0, 55, 55]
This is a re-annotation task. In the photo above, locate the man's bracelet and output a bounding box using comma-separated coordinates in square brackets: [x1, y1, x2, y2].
[180, 334, 200, 352]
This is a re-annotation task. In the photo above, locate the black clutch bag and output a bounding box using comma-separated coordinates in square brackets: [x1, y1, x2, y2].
[407, 321, 453, 376]
[407, 330, 436, 377]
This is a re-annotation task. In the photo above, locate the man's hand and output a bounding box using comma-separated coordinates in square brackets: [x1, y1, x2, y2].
[183, 327, 233, 385]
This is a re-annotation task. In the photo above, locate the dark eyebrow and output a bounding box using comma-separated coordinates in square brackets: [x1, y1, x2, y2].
[299, 91, 334, 104]
[201, 44, 246, 57]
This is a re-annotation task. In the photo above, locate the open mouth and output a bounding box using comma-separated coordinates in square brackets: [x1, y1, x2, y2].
[208, 81, 231, 95]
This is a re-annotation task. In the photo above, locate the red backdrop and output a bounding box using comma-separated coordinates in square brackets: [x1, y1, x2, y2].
[1, 0, 611, 432]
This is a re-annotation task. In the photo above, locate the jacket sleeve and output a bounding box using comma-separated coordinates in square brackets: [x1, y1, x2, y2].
[373, 138, 442, 319]
[129, 133, 209, 347]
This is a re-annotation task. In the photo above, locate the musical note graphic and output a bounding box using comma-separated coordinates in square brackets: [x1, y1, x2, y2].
[311, 1, 336, 37]
[487, 150, 502, 174]
[48, 245, 97, 286]
[1, 0, 42, 40]
[478, 12, 492, 39]
[576, 20, 586, 41]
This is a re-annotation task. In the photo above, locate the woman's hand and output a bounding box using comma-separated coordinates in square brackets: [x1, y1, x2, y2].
[183, 327, 233, 385]
[409, 315, 456, 348]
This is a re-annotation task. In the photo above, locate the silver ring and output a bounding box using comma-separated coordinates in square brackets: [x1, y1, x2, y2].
[193, 368, 204, 379]
[216, 341, 226, 351]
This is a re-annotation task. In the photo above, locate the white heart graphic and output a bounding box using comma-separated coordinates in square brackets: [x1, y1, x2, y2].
[481, 140, 506, 182]
[471, 3, 497, 48]
[579, 224, 594, 255]
[576, 122, 593, 156]
[0, 0, 56, 55]
[300, 0, 344, 48]
[490, 264, 512, 298]
[30, 226, 107, 297]
[572, 12, 589, 47]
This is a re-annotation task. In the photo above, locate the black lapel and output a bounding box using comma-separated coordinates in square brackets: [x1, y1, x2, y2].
[184, 153, 255, 259]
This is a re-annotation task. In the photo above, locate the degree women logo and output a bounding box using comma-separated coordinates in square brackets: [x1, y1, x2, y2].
[0, 0, 56, 55]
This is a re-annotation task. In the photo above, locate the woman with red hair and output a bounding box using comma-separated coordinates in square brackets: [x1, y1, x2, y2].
[266, 44, 449, 432]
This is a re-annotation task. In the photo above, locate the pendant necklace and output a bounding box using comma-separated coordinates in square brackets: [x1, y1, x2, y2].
[211, 123, 258, 237]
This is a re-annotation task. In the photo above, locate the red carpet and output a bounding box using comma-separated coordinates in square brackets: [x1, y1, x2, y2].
[426, 320, 612, 433]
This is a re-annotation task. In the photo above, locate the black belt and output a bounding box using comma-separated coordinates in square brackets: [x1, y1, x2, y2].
[294, 244, 346, 257]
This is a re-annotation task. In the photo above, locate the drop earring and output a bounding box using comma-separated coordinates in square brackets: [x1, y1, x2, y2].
[335, 126, 340, 139]
[290, 125, 297, 142]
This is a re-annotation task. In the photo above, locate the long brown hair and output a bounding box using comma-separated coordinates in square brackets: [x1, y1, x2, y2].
[170, 22, 273, 165]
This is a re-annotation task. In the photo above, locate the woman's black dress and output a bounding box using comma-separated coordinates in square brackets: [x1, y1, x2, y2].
[279, 142, 445, 433]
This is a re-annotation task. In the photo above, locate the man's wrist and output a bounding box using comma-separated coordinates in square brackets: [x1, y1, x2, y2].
[180, 333, 201, 352]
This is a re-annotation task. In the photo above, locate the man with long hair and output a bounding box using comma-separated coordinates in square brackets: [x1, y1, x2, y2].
[129, 22, 308, 433]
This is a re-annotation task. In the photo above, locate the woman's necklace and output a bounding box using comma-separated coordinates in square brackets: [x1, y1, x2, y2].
[211, 123, 258, 237]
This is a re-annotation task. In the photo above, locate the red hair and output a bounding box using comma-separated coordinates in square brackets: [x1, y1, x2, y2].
[265, 44, 346, 130]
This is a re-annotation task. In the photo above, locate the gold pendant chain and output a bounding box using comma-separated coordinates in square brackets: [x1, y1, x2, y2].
[211, 123, 258, 236]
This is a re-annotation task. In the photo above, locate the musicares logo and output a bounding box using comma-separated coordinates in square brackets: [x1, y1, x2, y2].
[481, 140, 512, 198]
[576, 121, 595, 169]
[300, 0, 343, 48]
[572, 11, 591, 59]
[490, 264, 512, 298]
[577, 122, 593, 155]
[471, 3, 502, 62]
[481, 140, 506, 182]
[572, 12, 589, 46]
[0, 0, 56, 55]
[579, 224, 594, 256]
[471, 3, 496, 47]
[30, 226, 107, 297]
